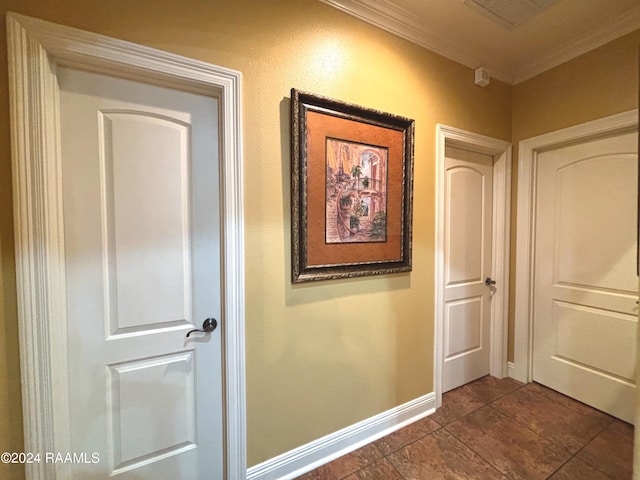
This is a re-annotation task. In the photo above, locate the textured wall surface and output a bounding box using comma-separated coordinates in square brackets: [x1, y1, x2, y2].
[3, 2, 636, 479]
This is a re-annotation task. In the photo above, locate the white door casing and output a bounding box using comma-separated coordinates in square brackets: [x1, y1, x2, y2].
[7, 13, 246, 480]
[532, 130, 637, 423]
[435, 125, 512, 407]
[513, 110, 638, 387]
[442, 146, 494, 392]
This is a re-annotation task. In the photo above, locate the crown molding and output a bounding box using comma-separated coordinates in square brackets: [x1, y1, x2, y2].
[319, 0, 517, 83]
[513, 7, 640, 83]
[319, 0, 640, 85]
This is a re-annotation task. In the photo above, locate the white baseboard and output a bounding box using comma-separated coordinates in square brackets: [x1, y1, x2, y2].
[247, 392, 436, 480]
[507, 361, 525, 382]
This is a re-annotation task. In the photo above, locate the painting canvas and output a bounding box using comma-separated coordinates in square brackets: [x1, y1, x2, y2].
[325, 138, 388, 244]
[291, 89, 415, 283]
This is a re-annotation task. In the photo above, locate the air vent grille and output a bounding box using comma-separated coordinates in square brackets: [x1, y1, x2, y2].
[464, 0, 561, 28]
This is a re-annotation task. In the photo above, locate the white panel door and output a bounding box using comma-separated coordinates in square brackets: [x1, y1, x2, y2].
[60, 67, 223, 478]
[534, 130, 638, 423]
[443, 146, 494, 392]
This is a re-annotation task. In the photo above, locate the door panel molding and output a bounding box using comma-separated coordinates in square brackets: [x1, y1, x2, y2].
[435, 125, 512, 408]
[513, 109, 638, 383]
[6, 13, 246, 479]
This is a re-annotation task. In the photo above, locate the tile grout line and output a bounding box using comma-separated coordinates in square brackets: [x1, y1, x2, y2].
[382, 380, 604, 479]
[464, 380, 527, 406]
[299, 378, 631, 479]
[385, 453, 410, 480]
[441, 420, 512, 479]
[447, 430, 508, 477]
[567, 424, 623, 480]
[485, 386, 616, 459]
[479, 383, 620, 480]
[375, 422, 447, 457]
[372, 440, 396, 479]
[440, 382, 567, 479]
[437, 383, 525, 478]
[417, 379, 527, 477]
[380, 421, 507, 480]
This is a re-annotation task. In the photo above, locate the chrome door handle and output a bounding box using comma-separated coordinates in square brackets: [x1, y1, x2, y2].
[186, 318, 218, 337]
[485, 277, 496, 286]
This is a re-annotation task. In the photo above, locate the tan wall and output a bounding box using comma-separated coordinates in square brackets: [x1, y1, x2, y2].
[0, 8, 23, 477]
[508, 30, 640, 360]
[0, 236, 23, 480]
[513, 30, 639, 141]
[0, 0, 511, 474]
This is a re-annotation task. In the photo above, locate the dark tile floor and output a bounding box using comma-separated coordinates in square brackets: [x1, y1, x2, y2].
[296, 375, 634, 479]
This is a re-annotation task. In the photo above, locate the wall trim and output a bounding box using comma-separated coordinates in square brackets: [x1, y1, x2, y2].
[512, 109, 638, 383]
[513, 9, 640, 83]
[247, 392, 436, 480]
[318, 0, 514, 83]
[435, 125, 512, 407]
[6, 12, 246, 479]
[318, 0, 640, 85]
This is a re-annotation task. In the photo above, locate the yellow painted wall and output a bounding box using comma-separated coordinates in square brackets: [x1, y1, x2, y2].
[508, 30, 640, 360]
[0, 0, 511, 475]
[0, 8, 23, 477]
[3, 0, 634, 476]
[512, 30, 639, 141]
[0, 235, 23, 480]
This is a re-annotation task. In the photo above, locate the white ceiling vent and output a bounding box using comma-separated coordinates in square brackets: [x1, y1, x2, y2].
[464, 0, 561, 28]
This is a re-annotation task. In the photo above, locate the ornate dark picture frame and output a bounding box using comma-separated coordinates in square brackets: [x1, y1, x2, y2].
[291, 88, 415, 283]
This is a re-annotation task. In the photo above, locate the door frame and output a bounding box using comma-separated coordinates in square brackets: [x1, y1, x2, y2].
[435, 124, 512, 407]
[7, 13, 246, 479]
[512, 109, 638, 383]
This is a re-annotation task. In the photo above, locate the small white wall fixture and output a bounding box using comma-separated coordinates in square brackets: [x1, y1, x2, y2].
[512, 109, 638, 383]
[435, 124, 512, 407]
[6, 12, 246, 479]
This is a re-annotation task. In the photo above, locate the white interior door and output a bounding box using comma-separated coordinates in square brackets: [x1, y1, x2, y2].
[60, 67, 223, 478]
[443, 146, 494, 392]
[533, 130, 638, 423]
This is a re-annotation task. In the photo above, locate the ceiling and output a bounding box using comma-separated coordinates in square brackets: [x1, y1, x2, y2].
[318, 0, 640, 84]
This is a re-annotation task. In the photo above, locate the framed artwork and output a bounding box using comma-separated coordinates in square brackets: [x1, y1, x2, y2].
[291, 88, 415, 283]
